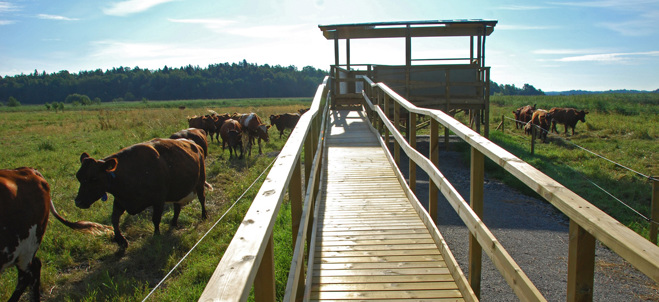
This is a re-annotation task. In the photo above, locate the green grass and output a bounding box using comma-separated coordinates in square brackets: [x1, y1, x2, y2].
[0, 99, 309, 301]
[483, 93, 658, 242]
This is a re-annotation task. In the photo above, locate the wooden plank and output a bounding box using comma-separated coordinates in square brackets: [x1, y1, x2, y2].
[310, 289, 464, 300]
[312, 282, 458, 291]
[567, 219, 596, 302]
[317, 249, 441, 258]
[317, 254, 444, 263]
[313, 274, 455, 284]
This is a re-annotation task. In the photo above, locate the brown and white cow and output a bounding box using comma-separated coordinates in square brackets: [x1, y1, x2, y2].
[527, 109, 553, 142]
[170, 128, 209, 158]
[220, 119, 243, 159]
[74, 138, 211, 248]
[238, 113, 270, 156]
[269, 113, 300, 139]
[548, 107, 588, 135]
[513, 104, 536, 129]
[1, 167, 110, 301]
[187, 115, 216, 141]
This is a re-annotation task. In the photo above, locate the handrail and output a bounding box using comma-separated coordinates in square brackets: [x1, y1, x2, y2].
[361, 75, 659, 293]
[198, 76, 330, 302]
[362, 91, 546, 301]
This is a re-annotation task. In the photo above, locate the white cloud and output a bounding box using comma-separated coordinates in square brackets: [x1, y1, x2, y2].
[169, 18, 313, 39]
[103, 0, 176, 16]
[496, 24, 559, 30]
[556, 51, 659, 62]
[0, 2, 19, 13]
[533, 48, 607, 55]
[0, 19, 14, 25]
[497, 5, 548, 10]
[37, 14, 78, 21]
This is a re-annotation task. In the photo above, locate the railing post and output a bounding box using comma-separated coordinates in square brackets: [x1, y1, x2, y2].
[567, 220, 596, 302]
[254, 234, 276, 302]
[469, 147, 484, 298]
[444, 127, 450, 151]
[409, 112, 417, 194]
[290, 159, 302, 246]
[429, 118, 439, 223]
[531, 126, 536, 155]
[650, 177, 658, 244]
[394, 100, 401, 166]
[384, 94, 390, 149]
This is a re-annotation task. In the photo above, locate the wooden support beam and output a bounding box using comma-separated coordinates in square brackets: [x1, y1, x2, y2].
[290, 159, 302, 246]
[567, 220, 596, 302]
[650, 178, 658, 244]
[429, 118, 439, 223]
[409, 112, 417, 194]
[394, 101, 401, 165]
[254, 235, 276, 302]
[469, 147, 485, 298]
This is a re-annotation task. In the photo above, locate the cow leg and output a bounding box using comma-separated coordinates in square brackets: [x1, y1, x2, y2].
[171, 204, 181, 227]
[111, 203, 128, 248]
[152, 202, 164, 235]
[9, 257, 41, 302]
[258, 138, 263, 155]
[197, 187, 208, 220]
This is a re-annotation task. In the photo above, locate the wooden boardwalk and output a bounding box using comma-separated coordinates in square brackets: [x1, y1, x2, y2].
[308, 110, 466, 301]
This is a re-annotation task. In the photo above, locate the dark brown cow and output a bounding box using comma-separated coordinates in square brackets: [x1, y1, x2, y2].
[269, 113, 300, 138]
[74, 138, 211, 248]
[528, 109, 553, 142]
[1, 167, 110, 301]
[549, 107, 588, 135]
[238, 113, 270, 156]
[298, 108, 310, 115]
[513, 104, 536, 129]
[187, 115, 216, 140]
[220, 119, 243, 159]
[170, 128, 209, 158]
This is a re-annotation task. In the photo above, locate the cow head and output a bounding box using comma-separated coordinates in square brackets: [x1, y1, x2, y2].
[577, 110, 588, 123]
[74, 152, 117, 209]
[258, 124, 271, 142]
[202, 116, 217, 132]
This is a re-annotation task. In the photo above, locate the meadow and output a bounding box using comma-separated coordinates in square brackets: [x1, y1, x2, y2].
[0, 98, 309, 301]
[1, 93, 657, 301]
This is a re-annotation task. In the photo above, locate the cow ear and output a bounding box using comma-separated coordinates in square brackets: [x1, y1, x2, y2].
[80, 152, 91, 163]
[267, 125, 271, 129]
[103, 158, 118, 173]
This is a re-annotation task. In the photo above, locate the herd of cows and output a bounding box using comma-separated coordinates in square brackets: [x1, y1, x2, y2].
[1, 109, 306, 301]
[512, 105, 589, 142]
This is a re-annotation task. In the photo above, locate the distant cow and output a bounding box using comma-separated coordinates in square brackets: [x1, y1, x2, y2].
[74, 138, 211, 248]
[269, 113, 300, 138]
[170, 128, 209, 158]
[528, 109, 553, 142]
[513, 104, 536, 129]
[239, 113, 270, 156]
[187, 115, 217, 140]
[298, 108, 310, 115]
[220, 119, 243, 159]
[549, 107, 588, 135]
[1, 167, 110, 301]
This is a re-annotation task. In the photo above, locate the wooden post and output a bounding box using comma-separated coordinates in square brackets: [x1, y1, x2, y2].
[429, 119, 439, 223]
[444, 127, 450, 151]
[409, 112, 417, 194]
[651, 177, 658, 244]
[254, 234, 276, 302]
[469, 147, 484, 299]
[567, 220, 596, 302]
[531, 126, 536, 155]
[501, 114, 505, 132]
[290, 159, 302, 246]
[384, 94, 390, 150]
[394, 101, 401, 166]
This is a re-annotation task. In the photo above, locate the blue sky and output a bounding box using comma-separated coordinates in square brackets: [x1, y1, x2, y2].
[1, 0, 658, 91]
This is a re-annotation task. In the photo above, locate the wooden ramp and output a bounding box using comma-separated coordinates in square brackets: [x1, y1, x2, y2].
[308, 110, 468, 301]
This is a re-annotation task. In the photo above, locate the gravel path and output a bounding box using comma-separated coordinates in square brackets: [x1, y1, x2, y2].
[395, 137, 658, 301]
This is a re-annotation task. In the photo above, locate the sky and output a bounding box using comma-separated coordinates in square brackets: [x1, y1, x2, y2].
[1, 0, 658, 92]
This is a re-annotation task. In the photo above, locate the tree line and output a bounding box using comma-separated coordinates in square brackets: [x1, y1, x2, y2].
[0, 60, 544, 106]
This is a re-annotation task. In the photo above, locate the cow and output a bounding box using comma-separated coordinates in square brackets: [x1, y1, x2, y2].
[210, 113, 231, 143]
[1, 167, 110, 302]
[513, 104, 536, 129]
[548, 107, 588, 135]
[74, 138, 212, 249]
[170, 128, 209, 158]
[269, 113, 300, 138]
[220, 119, 244, 159]
[298, 108, 310, 115]
[238, 113, 270, 156]
[528, 109, 553, 142]
[187, 115, 216, 140]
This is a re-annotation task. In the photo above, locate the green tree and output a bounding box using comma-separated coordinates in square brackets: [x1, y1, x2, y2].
[7, 96, 20, 107]
[65, 93, 91, 105]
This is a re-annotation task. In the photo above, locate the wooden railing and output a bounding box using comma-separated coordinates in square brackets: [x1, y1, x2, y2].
[198, 76, 330, 302]
[360, 75, 659, 301]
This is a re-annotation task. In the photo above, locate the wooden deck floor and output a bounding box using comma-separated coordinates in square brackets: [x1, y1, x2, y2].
[308, 110, 465, 301]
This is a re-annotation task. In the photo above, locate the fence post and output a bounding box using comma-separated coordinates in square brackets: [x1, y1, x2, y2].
[394, 101, 401, 166]
[290, 159, 302, 246]
[567, 220, 596, 302]
[531, 126, 536, 155]
[429, 119, 439, 223]
[651, 177, 658, 244]
[254, 234, 276, 302]
[469, 147, 484, 298]
[384, 94, 390, 150]
[501, 114, 505, 132]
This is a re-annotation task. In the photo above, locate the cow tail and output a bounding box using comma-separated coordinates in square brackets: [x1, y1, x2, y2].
[49, 199, 114, 235]
[205, 181, 214, 191]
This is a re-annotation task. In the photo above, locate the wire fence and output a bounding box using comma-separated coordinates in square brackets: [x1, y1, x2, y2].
[500, 115, 657, 227]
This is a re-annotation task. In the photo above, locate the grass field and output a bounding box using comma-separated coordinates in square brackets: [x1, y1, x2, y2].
[0, 98, 309, 301]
